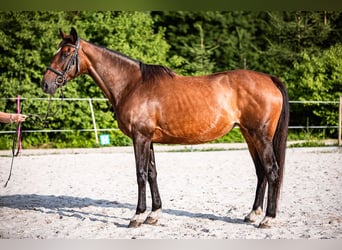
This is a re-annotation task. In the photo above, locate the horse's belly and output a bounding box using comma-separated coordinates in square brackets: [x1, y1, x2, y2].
[152, 113, 235, 144]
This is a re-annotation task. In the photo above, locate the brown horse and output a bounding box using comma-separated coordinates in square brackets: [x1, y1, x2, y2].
[42, 28, 289, 228]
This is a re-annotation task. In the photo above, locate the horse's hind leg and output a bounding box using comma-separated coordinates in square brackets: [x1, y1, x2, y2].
[244, 140, 267, 223]
[144, 143, 162, 225]
[255, 139, 281, 228]
[240, 132, 267, 223]
[241, 128, 280, 228]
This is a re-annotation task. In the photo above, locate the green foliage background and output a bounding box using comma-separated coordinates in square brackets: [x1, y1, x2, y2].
[1, 11, 341, 149]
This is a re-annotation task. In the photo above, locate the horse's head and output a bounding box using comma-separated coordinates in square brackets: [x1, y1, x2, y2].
[42, 27, 82, 95]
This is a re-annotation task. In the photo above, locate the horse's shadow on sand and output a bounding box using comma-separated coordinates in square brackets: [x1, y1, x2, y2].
[0, 194, 246, 227]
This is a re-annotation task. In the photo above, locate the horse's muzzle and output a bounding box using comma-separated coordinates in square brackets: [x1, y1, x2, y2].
[42, 80, 57, 95]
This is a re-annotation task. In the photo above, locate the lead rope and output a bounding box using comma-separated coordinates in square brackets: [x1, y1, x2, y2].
[4, 122, 21, 188]
[26, 88, 64, 128]
[43, 88, 64, 128]
[3, 89, 64, 188]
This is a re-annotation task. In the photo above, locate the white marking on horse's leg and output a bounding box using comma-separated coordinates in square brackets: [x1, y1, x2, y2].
[144, 209, 162, 225]
[259, 216, 276, 228]
[244, 207, 263, 223]
[128, 211, 148, 228]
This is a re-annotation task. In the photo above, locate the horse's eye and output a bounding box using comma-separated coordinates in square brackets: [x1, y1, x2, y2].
[61, 51, 69, 59]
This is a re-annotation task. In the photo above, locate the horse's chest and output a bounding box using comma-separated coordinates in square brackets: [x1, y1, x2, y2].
[116, 103, 155, 138]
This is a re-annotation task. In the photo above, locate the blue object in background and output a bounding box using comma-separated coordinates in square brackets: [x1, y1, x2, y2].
[100, 134, 110, 145]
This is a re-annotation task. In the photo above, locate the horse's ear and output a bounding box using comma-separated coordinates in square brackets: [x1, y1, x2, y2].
[59, 28, 66, 39]
[70, 27, 78, 43]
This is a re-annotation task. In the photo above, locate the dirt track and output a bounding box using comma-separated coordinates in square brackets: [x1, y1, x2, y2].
[0, 145, 341, 239]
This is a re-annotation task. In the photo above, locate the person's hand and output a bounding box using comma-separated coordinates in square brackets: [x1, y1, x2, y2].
[10, 114, 28, 123]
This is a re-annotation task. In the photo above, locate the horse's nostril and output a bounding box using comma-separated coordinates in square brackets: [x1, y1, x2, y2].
[42, 81, 49, 92]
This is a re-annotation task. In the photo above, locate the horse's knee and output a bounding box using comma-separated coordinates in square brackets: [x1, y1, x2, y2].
[267, 164, 279, 183]
[147, 169, 157, 182]
[137, 168, 148, 185]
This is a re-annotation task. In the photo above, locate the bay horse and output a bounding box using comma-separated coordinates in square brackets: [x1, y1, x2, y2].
[42, 28, 289, 228]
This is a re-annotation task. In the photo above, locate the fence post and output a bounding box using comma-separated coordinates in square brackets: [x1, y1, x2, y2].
[88, 98, 99, 144]
[339, 96, 342, 146]
[16, 95, 22, 154]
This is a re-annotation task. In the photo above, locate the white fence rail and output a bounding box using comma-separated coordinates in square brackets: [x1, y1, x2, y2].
[1, 97, 341, 146]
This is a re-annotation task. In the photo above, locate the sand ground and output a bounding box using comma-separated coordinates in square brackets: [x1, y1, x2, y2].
[0, 144, 341, 239]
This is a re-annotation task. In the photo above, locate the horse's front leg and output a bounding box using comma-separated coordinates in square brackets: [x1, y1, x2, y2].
[128, 133, 151, 228]
[144, 143, 162, 225]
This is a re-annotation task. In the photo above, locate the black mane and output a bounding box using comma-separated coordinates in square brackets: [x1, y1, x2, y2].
[139, 62, 175, 83]
[90, 41, 175, 83]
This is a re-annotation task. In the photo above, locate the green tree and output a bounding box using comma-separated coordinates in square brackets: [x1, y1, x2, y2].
[285, 43, 342, 136]
[0, 11, 69, 148]
[181, 22, 217, 75]
[0, 11, 174, 149]
[0, 12, 67, 99]
[152, 11, 260, 74]
[255, 11, 333, 76]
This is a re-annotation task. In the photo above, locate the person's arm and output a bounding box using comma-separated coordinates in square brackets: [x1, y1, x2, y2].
[0, 112, 27, 123]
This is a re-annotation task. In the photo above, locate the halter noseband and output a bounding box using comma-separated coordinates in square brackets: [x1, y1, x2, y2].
[47, 37, 81, 87]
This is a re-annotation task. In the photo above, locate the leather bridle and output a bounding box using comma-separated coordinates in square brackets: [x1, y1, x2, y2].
[46, 37, 81, 87]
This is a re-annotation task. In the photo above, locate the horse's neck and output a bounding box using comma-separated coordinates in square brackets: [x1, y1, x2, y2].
[83, 41, 141, 108]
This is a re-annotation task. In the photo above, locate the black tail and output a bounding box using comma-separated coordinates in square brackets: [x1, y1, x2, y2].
[271, 76, 290, 203]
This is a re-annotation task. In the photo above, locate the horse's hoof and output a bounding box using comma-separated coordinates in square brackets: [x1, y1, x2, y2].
[144, 209, 161, 225]
[258, 216, 274, 229]
[128, 220, 142, 228]
[128, 212, 147, 228]
[244, 216, 254, 223]
[258, 221, 272, 229]
[244, 207, 262, 223]
[144, 216, 158, 225]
